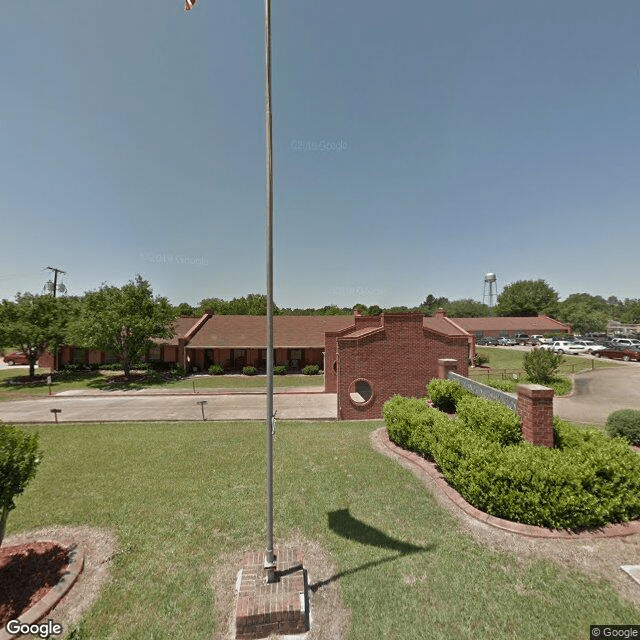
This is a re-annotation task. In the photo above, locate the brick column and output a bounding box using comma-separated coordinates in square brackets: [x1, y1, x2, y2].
[437, 358, 458, 380]
[517, 384, 554, 447]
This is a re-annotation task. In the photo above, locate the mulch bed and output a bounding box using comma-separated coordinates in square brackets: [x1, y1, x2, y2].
[0, 542, 70, 628]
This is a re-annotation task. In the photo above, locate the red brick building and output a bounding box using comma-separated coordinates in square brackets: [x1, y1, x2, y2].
[326, 310, 470, 420]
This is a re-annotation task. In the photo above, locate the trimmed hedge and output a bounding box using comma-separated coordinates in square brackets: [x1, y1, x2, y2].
[242, 366, 258, 376]
[426, 379, 471, 413]
[383, 391, 640, 530]
[606, 409, 640, 446]
[274, 365, 288, 376]
[455, 396, 522, 446]
[302, 364, 320, 375]
[208, 364, 224, 376]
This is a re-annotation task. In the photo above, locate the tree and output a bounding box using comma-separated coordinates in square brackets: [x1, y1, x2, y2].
[619, 299, 640, 325]
[444, 299, 492, 318]
[70, 276, 177, 379]
[0, 426, 41, 546]
[495, 280, 559, 317]
[523, 349, 563, 384]
[174, 302, 198, 316]
[0, 293, 69, 378]
[557, 293, 610, 334]
[197, 293, 279, 316]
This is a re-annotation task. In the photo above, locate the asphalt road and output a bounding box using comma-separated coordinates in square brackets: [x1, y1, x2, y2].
[1, 362, 639, 424]
[554, 362, 640, 424]
[0, 389, 338, 423]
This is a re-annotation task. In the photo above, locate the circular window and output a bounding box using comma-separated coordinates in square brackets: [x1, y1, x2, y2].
[348, 378, 374, 407]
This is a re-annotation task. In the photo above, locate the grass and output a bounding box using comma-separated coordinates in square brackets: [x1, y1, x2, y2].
[471, 347, 622, 396]
[6, 420, 639, 639]
[0, 368, 323, 401]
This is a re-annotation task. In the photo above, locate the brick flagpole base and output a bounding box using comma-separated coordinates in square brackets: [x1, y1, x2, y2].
[235, 547, 308, 639]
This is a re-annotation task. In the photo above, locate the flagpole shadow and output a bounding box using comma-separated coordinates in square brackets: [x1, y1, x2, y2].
[308, 508, 435, 593]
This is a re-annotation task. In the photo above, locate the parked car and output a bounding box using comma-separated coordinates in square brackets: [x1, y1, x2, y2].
[543, 340, 588, 355]
[2, 352, 29, 365]
[611, 338, 640, 348]
[571, 340, 606, 354]
[529, 335, 545, 345]
[514, 333, 530, 345]
[595, 346, 640, 362]
[497, 337, 516, 346]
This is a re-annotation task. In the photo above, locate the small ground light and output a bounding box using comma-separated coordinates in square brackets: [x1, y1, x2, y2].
[197, 400, 207, 420]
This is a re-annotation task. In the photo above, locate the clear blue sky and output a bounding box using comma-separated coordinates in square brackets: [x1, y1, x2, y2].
[1, 1, 639, 309]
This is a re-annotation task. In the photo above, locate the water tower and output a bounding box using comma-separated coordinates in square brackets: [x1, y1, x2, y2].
[483, 273, 497, 307]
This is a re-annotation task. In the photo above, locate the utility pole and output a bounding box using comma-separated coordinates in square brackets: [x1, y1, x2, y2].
[44, 266, 66, 371]
[44, 267, 67, 297]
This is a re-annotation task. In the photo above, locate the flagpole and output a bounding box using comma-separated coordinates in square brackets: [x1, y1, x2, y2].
[185, 0, 277, 582]
[264, 0, 277, 582]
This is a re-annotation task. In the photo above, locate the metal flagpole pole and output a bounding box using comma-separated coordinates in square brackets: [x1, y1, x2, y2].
[264, 0, 277, 582]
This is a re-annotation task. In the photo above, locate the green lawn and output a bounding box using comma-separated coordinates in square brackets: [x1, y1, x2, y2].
[0, 368, 323, 402]
[471, 347, 622, 395]
[6, 420, 638, 639]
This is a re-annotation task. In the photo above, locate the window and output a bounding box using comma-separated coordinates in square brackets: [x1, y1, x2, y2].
[348, 378, 373, 406]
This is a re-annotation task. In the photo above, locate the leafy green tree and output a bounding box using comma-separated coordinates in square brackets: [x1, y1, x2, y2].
[495, 280, 559, 317]
[0, 426, 41, 546]
[0, 293, 69, 378]
[444, 299, 492, 318]
[523, 349, 563, 384]
[174, 302, 198, 316]
[70, 276, 177, 379]
[557, 294, 610, 334]
[619, 299, 640, 325]
[419, 295, 449, 314]
[197, 294, 278, 316]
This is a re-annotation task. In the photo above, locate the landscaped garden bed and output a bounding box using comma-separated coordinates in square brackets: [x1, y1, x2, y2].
[383, 382, 640, 530]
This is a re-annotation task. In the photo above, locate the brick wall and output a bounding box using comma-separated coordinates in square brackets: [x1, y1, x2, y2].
[517, 384, 555, 447]
[334, 314, 470, 420]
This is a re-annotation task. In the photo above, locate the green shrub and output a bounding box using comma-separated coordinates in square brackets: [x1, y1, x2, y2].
[426, 379, 470, 413]
[474, 353, 490, 367]
[382, 395, 435, 451]
[455, 396, 522, 446]
[302, 364, 320, 376]
[274, 365, 288, 376]
[606, 409, 640, 445]
[100, 362, 124, 371]
[171, 364, 186, 378]
[485, 379, 516, 392]
[0, 426, 42, 545]
[208, 364, 224, 376]
[384, 396, 640, 530]
[242, 366, 257, 376]
[523, 348, 563, 384]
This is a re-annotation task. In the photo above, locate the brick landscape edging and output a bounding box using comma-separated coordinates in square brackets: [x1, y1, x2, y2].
[371, 427, 640, 539]
[0, 542, 84, 640]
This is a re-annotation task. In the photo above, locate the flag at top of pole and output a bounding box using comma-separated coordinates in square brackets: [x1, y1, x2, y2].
[185, 0, 196, 10]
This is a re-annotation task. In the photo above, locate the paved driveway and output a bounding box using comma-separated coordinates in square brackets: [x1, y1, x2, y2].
[0, 390, 338, 423]
[554, 362, 640, 424]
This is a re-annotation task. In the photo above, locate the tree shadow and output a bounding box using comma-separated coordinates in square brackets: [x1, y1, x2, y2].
[308, 508, 435, 592]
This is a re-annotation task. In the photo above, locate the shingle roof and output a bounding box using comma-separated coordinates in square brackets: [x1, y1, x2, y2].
[423, 315, 470, 336]
[186, 315, 356, 349]
[451, 315, 571, 333]
[154, 316, 203, 346]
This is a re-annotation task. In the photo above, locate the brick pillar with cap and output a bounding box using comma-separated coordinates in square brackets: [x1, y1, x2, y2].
[438, 358, 458, 380]
[517, 384, 554, 447]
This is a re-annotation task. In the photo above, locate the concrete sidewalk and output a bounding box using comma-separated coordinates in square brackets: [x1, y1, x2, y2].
[0, 391, 338, 423]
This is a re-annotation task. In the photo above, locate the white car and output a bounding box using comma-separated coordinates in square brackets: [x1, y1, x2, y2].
[611, 338, 640, 348]
[543, 340, 588, 355]
[571, 340, 606, 354]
